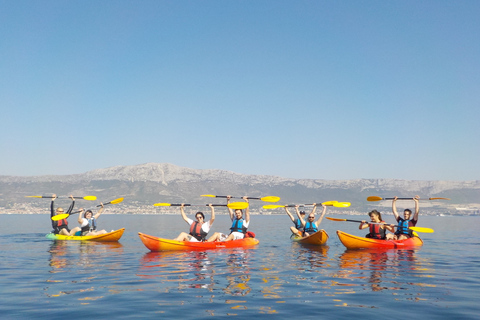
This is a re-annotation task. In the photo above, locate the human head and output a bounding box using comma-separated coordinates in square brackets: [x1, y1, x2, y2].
[235, 209, 243, 219]
[307, 213, 315, 221]
[368, 210, 382, 222]
[404, 209, 412, 219]
[299, 211, 306, 216]
[84, 210, 93, 218]
[195, 212, 205, 220]
[55, 208, 64, 215]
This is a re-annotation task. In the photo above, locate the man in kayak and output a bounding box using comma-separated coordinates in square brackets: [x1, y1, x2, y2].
[388, 195, 420, 240]
[284, 206, 306, 236]
[297, 203, 326, 237]
[50, 194, 81, 236]
[359, 210, 395, 239]
[207, 196, 250, 242]
[77, 204, 108, 236]
[174, 204, 215, 242]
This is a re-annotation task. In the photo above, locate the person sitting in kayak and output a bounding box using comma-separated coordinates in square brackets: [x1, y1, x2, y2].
[50, 194, 81, 236]
[297, 203, 326, 237]
[174, 204, 215, 242]
[77, 204, 108, 236]
[207, 196, 250, 242]
[284, 206, 306, 236]
[388, 195, 420, 240]
[359, 210, 395, 240]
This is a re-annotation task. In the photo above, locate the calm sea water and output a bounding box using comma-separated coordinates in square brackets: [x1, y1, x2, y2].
[0, 213, 479, 319]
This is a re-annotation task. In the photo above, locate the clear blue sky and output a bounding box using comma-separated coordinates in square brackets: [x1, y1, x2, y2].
[1, 1, 479, 181]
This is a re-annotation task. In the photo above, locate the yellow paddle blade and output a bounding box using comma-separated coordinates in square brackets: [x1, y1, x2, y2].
[334, 202, 351, 207]
[263, 204, 285, 209]
[200, 194, 216, 198]
[260, 196, 281, 203]
[228, 202, 249, 210]
[109, 197, 124, 205]
[409, 226, 434, 233]
[25, 195, 44, 198]
[367, 196, 383, 202]
[83, 196, 97, 201]
[322, 201, 339, 206]
[51, 213, 69, 221]
[326, 217, 347, 222]
[153, 203, 172, 207]
[429, 197, 450, 200]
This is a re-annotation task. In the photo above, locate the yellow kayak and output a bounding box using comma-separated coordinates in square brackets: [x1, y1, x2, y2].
[290, 229, 329, 246]
[45, 228, 125, 242]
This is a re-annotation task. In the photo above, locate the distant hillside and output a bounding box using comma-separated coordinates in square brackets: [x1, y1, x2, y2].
[1, 163, 478, 214]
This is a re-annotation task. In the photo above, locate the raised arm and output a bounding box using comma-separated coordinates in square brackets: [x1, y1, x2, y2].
[67, 195, 75, 214]
[179, 204, 189, 223]
[392, 196, 399, 220]
[314, 204, 326, 228]
[94, 203, 104, 219]
[284, 207, 295, 222]
[208, 204, 215, 225]
[78, 208, 85, 225]
[243, 197, 250, 223]
[227, 196, 234, 220]
[412, 195, 420, 221]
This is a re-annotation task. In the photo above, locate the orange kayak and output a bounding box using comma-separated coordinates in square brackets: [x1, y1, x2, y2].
[45, 228, 125, 242]
[138, 232, 259, 251]
[336, 230, 423, 250]
[291, 229, 329, 246]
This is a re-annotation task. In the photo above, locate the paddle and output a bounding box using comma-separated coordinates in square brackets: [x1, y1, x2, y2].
[201, 195, 280, 203]
[153, 202, 249, 210]
[325, 217, 434, 233]
[52, 197, 124, 221]
[367, 196, 450, 202]
[263, 201, 351, 209]
[26, 195, 97, 201]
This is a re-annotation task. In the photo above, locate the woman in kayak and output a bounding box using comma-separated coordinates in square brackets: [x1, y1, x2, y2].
[77, 204, 108, 236]
[297, 203, 326, 237]
[207, 196, 250, 242]
[359, 210, 395, 239]
[50, 194, 81, 236]
[284, 206, 306, 236]
[173, 204, 215, 242]
[388, 195, 420, 240]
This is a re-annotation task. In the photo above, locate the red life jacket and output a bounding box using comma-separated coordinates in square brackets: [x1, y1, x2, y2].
[189, 221, 208, 241]
[369, 221, 386, 239]
[56, 219, 68, 227]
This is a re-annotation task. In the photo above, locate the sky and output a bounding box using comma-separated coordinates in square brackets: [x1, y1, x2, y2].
[1, 0, 479, 181]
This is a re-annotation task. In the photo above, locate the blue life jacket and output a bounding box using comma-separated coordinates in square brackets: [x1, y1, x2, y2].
[304, 221, 318, 234]
[230, 218, 247, 234]
[293, 218, 304, 231]
[395, 218, 411, 236]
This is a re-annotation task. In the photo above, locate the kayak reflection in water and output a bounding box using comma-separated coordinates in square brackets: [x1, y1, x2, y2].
[173, 204, 215, 242]
[207, 196, 250, 242]
[359, 210, 395, 240]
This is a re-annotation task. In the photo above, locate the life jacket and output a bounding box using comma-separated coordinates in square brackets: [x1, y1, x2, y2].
[368, 222, 386, 239]
[189, 221, 208, 241]
[395, 218, 412, 236]
[81, 218, 97, 234]
[293, 218, 304, 231]
[56, 218, 68, 227]
[303, 221, 318, 235]
[230, 218, 247, 234]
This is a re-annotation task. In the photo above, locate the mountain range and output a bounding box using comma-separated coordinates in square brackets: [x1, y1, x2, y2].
[1, 162, 478, 215]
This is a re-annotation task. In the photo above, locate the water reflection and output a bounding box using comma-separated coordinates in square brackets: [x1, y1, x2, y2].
[335, 248, 434, 296]
[223, 249, 252, 296]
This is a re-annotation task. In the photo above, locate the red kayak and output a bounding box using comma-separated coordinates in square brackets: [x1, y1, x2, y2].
[138, 232, 260, 252]
[337, 230, 423, 250]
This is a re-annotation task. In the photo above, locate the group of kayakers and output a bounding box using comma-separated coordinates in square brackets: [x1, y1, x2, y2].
[50, 194, 107, 237]
[284, 196, 421, 241]
[49, 193, 422, 243]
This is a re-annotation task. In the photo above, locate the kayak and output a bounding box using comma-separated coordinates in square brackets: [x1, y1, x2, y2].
[138, 232, 260, 252]
[45, 228, 125, 242]
[290, 229, 329, 246]
[336, 230, 423, 250]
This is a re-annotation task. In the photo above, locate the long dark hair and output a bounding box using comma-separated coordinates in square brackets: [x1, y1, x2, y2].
[368, 209, 382, 221]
